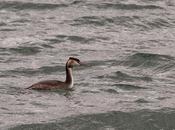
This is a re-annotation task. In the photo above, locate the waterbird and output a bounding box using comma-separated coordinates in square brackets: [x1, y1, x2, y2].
[27, 57, 81, 90]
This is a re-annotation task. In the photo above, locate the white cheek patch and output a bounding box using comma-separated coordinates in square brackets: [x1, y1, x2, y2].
[68, 60, 80, 66]
[67, 60, 72, 65]
[73, 61, 80, 65]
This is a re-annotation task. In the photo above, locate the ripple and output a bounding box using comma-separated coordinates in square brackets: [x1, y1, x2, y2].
[0, 48, 10, 55]
[122, 53, 175, 70]
[9, 109, 175, 130]
[145, 18, 173, 29]
[72, 16, 107, 26]
[71, 14, 173, 30]
[10, 18, 31, 26]
[41, 44, 54, 49]
[91, 2, 163, 10]
[100, 71, 152, 82]
[115, 71, 152, 81]
[81, 90, 100, 94]
[70, 0, 85, 5]
[0, 1, 67, 10]
[9, 46, 41, 55]
[100, 88, 118, 94]
[39, 66, 64, 74]
[135, 98, 150, 103]
[45, 35, 94, 44]
[3, 65, 64, 77]
[0, 28, 17, 31]
[0, 22, 7, 26]
[113, 84, 146, 90]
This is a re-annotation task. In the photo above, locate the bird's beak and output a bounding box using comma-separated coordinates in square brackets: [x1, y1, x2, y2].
[78, 61, 86, 66]
[77, 62, 81, 65]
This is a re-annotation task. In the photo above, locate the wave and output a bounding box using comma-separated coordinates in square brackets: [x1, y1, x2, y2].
[71, 15, 172, 30]
[91, 2, 163, 10]
[144, 18, 173, 29]
[122, 53, 175, 71]
[0, 1, 67, 10]
[135, 98, 150, 103]
[70, 0, 85, 5]
[9, 46, 41, 56]
[9, 109, 175, 130]
[71, 15, 131, 27]
[114, 83, 146, 90]
[71, 15, 134, 27]
[0, 22, 7, 26]
[3, 65, 64, 77]
[100, 83, 145, 93]
[1, 1, 162, 11]
[100, 88, 119, 94]
[45, 35, 94, 44]
[100, 71, 152, 82]
[0, 46, 41, 56]
[0, 28, 17, 31]
[72, 16, 108, 26]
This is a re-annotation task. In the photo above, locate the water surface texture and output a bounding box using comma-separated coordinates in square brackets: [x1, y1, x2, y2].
[0, 0, 175, 130]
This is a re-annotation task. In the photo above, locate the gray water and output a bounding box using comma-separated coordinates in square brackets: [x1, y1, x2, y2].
[0, 0, 175, 130]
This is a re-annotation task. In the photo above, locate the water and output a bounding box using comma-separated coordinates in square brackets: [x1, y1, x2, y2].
[0, 0, 175, 129]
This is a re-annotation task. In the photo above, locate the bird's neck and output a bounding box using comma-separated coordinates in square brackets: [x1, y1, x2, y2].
[65, 66, 73, 86]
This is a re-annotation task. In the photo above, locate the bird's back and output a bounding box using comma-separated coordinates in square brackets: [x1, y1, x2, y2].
[27, 80, 66, 90]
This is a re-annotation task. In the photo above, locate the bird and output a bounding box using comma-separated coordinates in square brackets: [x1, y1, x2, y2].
[27, 57, 81, 90]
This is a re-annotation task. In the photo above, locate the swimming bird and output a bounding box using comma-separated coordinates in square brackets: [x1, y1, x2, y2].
[27, 57, 81, 90]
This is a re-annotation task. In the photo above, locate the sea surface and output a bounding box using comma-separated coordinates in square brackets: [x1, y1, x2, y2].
[0, 0, 175, 130]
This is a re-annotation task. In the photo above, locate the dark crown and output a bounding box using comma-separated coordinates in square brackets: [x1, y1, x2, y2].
[69, 57, 80, 63]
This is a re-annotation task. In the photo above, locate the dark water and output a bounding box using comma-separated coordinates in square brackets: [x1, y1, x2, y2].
[0, 0, 175, 130]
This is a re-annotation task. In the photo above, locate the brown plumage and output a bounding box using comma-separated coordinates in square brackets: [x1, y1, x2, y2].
[27, 57, 81, 90]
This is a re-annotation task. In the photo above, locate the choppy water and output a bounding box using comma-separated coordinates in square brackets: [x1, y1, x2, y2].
[0, 0, 175, 130]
